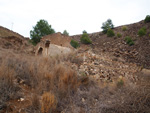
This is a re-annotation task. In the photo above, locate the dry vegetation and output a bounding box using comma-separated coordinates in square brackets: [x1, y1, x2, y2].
[0, 51, 149, 113]
[0, 51, 86, 113]
[0, 51, 76, 113]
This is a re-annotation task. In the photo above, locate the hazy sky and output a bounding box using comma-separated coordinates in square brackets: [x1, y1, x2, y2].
[0, 0, 150, 37]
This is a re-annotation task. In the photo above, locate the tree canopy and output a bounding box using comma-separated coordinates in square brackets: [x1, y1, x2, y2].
[30, 19, 55, 45]
[101, 19, 114, 34]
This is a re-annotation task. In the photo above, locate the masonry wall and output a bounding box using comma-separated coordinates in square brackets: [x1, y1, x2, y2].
[36, 44, 72, 57]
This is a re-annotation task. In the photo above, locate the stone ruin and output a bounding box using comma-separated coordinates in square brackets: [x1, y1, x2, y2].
[35, 33, 73, 56]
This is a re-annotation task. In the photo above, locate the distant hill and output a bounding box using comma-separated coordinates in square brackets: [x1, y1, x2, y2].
[0, 26, 24, 38]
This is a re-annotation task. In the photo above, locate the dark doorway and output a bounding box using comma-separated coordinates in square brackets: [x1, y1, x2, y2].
[38, 47, 43, 55]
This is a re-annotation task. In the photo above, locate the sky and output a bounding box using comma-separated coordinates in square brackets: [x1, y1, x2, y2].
[0, 0, 150, 37]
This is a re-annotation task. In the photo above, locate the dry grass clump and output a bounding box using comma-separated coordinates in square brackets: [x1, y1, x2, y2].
[41, 92, 57, 113]
[122, 26, 128, 31]
[0, 60, 21, 111]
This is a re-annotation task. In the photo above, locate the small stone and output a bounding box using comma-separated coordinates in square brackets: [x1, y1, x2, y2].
[18, 98, 24, 102]
[80, 65, 84, 69]
[94, 61, 99, 65]
[119, 76, 123, 79]
[82, 98, 85, 102]
[20, 98, 24, 101]
[94, 74, 99, 79]
[20, 80, 25, 84]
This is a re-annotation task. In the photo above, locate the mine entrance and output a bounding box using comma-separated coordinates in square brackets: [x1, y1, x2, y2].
[38, 47, 43, 55]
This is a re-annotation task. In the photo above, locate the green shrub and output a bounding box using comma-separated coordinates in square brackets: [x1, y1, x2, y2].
[125, 36, 134, 46]
[144, 15, 150, 23]
[107, 28, 115, 37]
[138, 27, 146, 37]
[101, 19, 114, 34]
[80, 33, 92, 44]
[122, 26, 127, 31]
[117, 33, 122, 38]
[149, 34, 150, 37]
[70, 40, 80, 48]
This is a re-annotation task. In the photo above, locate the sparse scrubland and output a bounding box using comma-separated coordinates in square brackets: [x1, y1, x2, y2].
[0, 15, 150, 113]
[0, 50, 150, 113]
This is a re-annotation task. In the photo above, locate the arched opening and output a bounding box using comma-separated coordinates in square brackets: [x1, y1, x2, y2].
[45, 40, 50, 48]
[38, 47, 43, 55]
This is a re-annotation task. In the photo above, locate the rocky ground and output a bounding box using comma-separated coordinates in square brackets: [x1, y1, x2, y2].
[74, 49, 139, 82]
[60, 48, 150, 113]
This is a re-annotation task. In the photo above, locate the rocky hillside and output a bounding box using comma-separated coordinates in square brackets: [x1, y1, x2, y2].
[0, 19, 150, 113]
[71, 20, 150, 69]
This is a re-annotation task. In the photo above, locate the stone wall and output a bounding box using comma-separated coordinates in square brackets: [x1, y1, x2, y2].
[36, 44, 72, 57]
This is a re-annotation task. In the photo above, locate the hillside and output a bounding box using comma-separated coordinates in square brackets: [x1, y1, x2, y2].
[71, 20, 150, 69]
[0, 26, 34, 54]
[0, 19, 150, 113]
[0, 26, 24, 38]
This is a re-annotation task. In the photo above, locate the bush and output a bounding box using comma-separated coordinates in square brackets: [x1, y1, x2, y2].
[122, 26, 127, 31]
[70, 40, 80, 49]
[117, 33, 122, 38]
[107, 28, 115, 37]
[144, 15, 150, 23]
[80, 33, 92, 44]
[125, 36, 134, 46]
[138, 27, 146, 37]
[101, 19, 114, 34]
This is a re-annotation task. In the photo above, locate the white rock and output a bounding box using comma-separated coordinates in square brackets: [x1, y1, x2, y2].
[20, 98, 24, 101]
